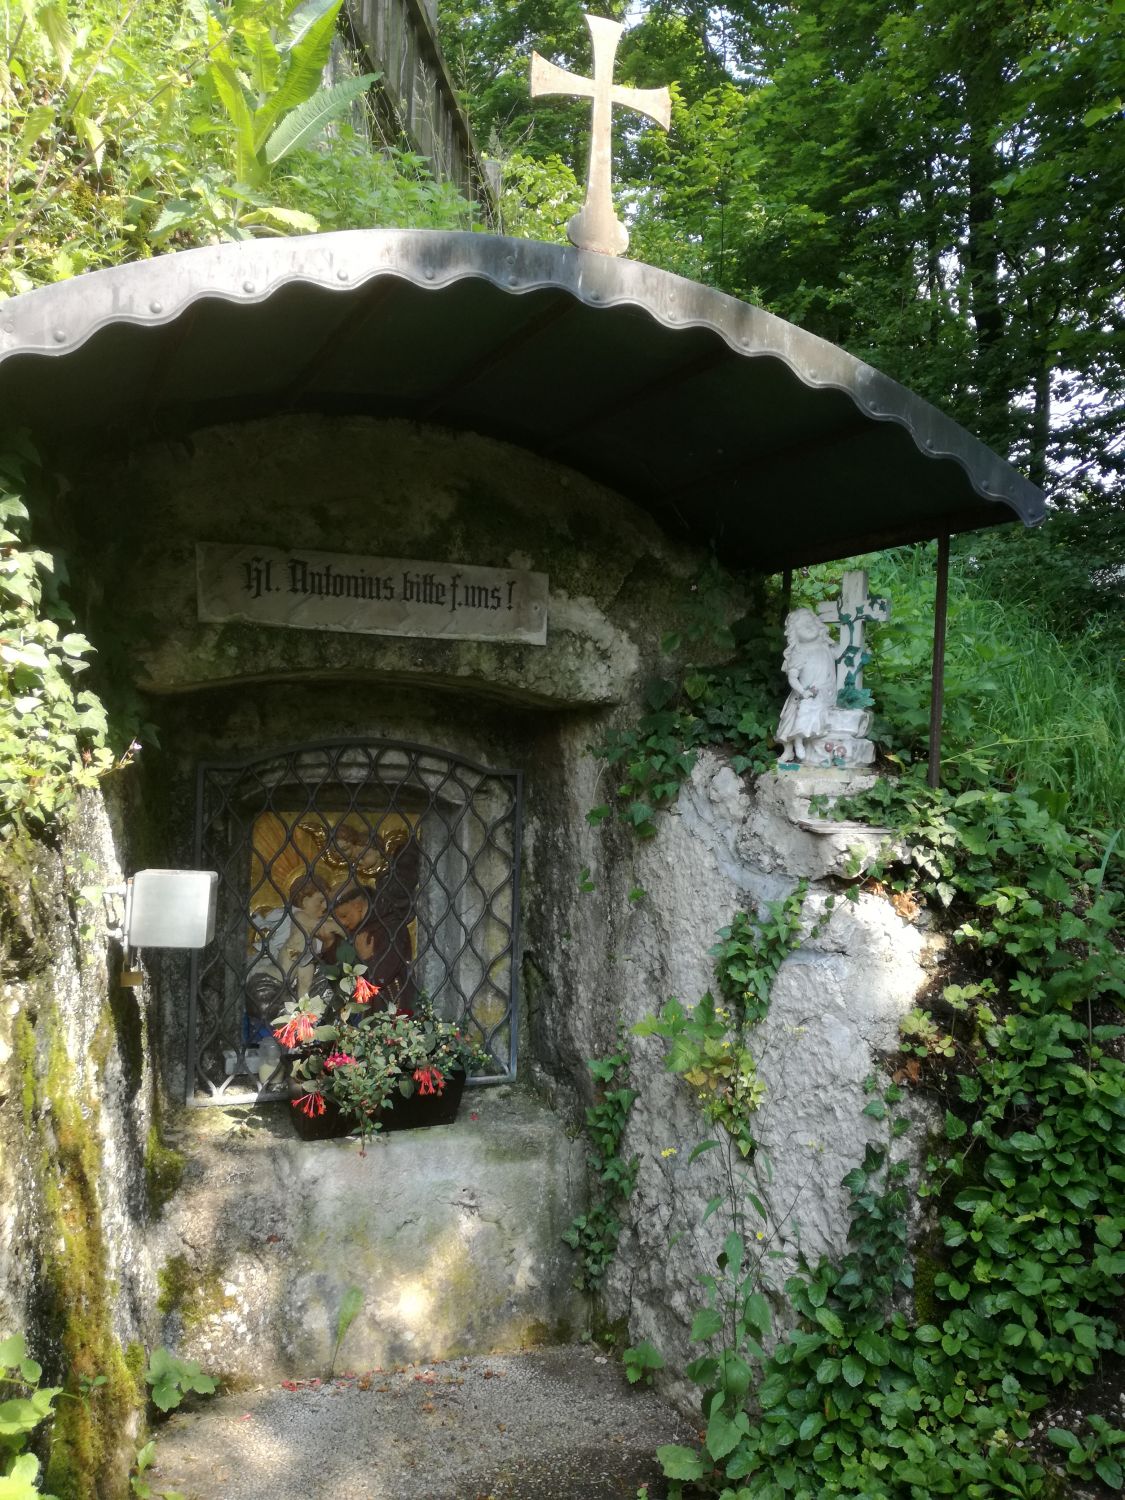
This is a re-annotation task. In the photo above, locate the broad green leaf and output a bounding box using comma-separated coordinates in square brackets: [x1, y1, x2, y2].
[657, 1444, 707, 1481]
[239, 206, 320, 233]
[841, 1353, 865, 1387]
[335, 1285, 363, 1348]
[706, 1408, 743, 1461]
[255, 0, 348, 144]
[691, 1307, 724, 1340]
[208, 56, 261, 184]
[854, 1330, 888, 1365]
[814, 1307, 844, 1337]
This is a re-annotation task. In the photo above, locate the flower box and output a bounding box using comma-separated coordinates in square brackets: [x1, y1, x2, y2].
[289, 1070, 467, 1142]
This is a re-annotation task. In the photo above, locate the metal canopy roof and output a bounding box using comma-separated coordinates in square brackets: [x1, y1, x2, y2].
[0, 230, 1045, 571]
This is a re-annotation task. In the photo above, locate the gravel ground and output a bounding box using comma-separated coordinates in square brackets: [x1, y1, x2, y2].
[150, 1345, 697, 1499]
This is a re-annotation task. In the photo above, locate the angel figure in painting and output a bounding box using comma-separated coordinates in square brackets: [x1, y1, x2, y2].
[776, 608, 838, 764]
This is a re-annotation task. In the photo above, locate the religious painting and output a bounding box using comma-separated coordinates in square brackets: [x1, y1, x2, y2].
[242, 810, 421, 1046]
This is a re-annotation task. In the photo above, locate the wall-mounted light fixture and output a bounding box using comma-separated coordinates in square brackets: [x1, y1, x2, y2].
[123, 869, 218, 950]
[105, 871, 218, 985]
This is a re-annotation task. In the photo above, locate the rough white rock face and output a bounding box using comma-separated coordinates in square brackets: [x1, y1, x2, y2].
[524, 747, 938, 1400]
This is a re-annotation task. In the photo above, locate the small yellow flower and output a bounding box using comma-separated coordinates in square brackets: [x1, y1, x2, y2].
[756, 1231, 765, 1240]
[660, 1147, 678, 1158]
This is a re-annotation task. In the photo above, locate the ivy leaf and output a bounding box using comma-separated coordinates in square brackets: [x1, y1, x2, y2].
[944, 1110, 968, 1141]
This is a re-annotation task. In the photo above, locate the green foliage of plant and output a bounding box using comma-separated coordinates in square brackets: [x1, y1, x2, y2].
[636, 888, 824, 1158]
[563, 1043, 639, 1291]
[862, 547, 1125, 828]
[1, 0, 473, 298]
[623, 1340, 665, 1386]
[1047, 1415, 1124, 1491]
[636, 995, 764, 1161]
[710, 884, 818, 1025]
[0, 457, 111, 839]
[0, 1454, 57, 1500]
[130, 1437, 185, 1500]
[589, 567, 781, 840]
[0, 1334, 62, 1497]
[329, 1286, 363, 1377]
[656, 761, 1124, 1497]
[143, 1348, 216, 1415]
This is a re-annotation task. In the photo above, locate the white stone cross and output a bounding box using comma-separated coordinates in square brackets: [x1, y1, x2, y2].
[816, 569, 891, 705]
[530, 14, 671, 257]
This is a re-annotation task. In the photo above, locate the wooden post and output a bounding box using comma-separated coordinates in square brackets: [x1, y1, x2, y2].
[927, 534, 950, 790]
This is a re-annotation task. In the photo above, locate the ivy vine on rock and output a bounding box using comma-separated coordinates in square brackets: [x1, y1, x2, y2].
[563, 1041, 639, 1292]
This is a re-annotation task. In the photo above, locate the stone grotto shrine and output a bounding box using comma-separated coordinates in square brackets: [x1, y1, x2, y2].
[0, 229, 1046, 1485]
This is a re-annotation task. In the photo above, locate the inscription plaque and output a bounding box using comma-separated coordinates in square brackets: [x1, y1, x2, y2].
[196, 543, 548, 645]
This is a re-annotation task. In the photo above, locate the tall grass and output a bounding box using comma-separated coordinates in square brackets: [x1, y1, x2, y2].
[798, 544, 1124, 831]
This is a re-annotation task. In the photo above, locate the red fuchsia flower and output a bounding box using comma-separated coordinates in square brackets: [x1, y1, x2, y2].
[274, 1012, 318, 1048]
[413, 1067, 444, 1096]
[352, 977, 380, 1004]
[292, 1091, 326, 1117]
[324, 1053, 357, 1070]
[395, 1006, 414, 1018]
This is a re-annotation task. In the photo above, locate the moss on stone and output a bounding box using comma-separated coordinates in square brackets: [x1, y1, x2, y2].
[16, 999, 143, 1500]
[156, 1253, 231, 1331]
[156, 1255, 194, 1318]
[144, 1125, 185, 1215]
[124, 1341, 146, 1386]
[14, 1010, 36, 1126]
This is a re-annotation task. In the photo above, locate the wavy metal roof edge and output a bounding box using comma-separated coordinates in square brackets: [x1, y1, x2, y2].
[0, 229, 1046, 527]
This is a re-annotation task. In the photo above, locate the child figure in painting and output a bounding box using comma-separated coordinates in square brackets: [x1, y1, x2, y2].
[245, 873, 341, 1041]
[776, 608, 838, 764]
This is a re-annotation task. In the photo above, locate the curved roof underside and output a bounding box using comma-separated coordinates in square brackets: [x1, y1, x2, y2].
[0, 230, 1045, 571]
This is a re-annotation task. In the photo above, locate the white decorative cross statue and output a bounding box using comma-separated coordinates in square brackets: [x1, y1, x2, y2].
[530, 14, 671, 256]
[816, 570, 891, 709]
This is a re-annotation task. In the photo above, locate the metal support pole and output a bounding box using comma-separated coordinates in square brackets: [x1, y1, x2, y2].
[927, 534, 950, 790]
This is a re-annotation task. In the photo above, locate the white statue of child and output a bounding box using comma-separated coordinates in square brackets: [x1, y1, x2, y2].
[776, 608, 838, 764]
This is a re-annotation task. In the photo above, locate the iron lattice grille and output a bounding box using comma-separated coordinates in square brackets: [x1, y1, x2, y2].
[187, 739, 522, 1103]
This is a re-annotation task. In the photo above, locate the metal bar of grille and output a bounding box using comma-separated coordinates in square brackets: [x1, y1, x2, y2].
[186, 738, 522, 1105]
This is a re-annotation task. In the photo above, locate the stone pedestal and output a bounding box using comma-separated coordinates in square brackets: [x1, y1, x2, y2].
[153, 1088, 587, 1381]
[805, 707, 875, 768]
